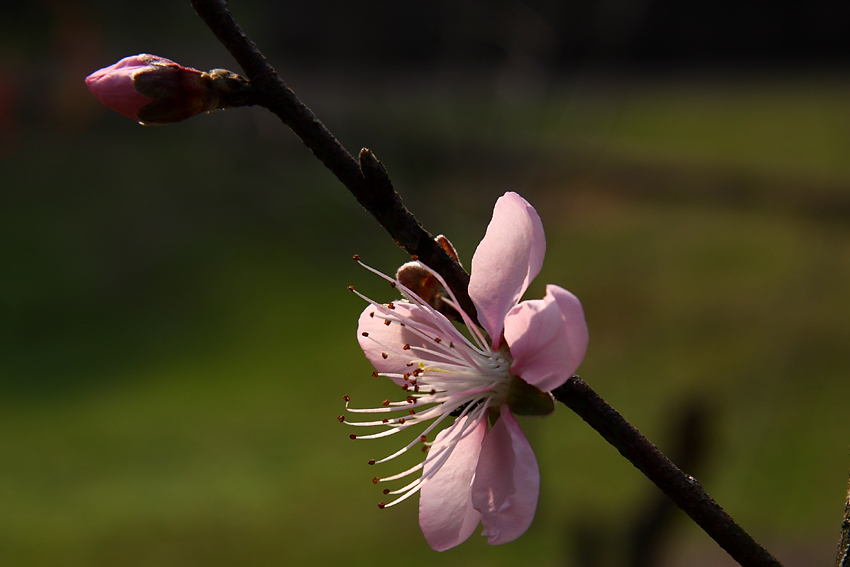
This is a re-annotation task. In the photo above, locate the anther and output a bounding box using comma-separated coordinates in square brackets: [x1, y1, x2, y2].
[434, 337, 442, 343]
[337, 416, 345, 422]
[361, 332, 369, 337]
[368, 459, 376, 465]
[411, 255, 419, 261]
[402, 384, 409, 391]
[390, 282, 397, 288]
[387, 302, 395, 309]
[352, 254, 360, 261]
[406, 396, 416, 404]
[347, 285, 355, 292]
[398, 418, 406, 424]
[378, 502, 386, 509]
[383, 489, 390, 495]
[369, 311, 375, 318]
[382, 399, 391, 407]
[409, 409, 416, 415]
[403, 344, 410, 350]
[350, 434, 357, 440]
[381, 353, 388, 359]
[420, 435, 427, 442]
[382, 418, 389, 423]
[371, 371, 379, 378]
[372, 477, 380, 484]
[343, 395, 350, 402]
[384, 319, 391, 326]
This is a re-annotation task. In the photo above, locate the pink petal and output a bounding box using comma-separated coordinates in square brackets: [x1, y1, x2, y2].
[419, 415, 487, 551]
[356, 302, 446, 385]
[469, 192, 546, 346]
[85, 55, 157, 121]
[471, 407, 539, 545]
[503, 284, 588, 393]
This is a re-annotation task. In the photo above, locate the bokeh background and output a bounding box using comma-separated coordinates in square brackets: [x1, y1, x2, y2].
[2, 1, 850, 565]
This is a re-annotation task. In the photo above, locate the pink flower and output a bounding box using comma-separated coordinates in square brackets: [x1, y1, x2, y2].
[85, 54, 215, 124]
[344, 192, 588, 551]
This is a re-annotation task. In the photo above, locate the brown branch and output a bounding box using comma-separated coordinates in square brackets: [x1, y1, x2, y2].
[552, 376, 783, 567]
[189, 2, 782, 566]
[189, 0, 475, 320]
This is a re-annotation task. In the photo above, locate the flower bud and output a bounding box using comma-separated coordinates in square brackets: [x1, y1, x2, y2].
[85, 54, 220, 124]
[396, 235, 462, 320]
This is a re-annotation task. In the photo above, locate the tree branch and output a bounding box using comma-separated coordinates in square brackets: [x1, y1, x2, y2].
[189, 0, 475, 320]
[552, 376, 782, 567]
[189, 2, 782, 566]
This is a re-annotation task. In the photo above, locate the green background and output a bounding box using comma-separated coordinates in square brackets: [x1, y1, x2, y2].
[2, 2, 849, 566]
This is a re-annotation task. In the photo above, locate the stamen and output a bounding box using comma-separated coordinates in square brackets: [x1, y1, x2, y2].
[345, 259, 515, 513]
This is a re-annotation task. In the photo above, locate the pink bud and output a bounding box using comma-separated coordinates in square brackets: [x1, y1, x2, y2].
[85, 54, 216, 124]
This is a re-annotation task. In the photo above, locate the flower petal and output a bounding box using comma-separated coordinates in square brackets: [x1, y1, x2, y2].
[469, 192, 546, 345]
[357, 302, 451, 386]
[471, 407, 539, 545]
[503, 284, 588, 393]
[419, 415, 487, 551]
[85, 55, 157, 121]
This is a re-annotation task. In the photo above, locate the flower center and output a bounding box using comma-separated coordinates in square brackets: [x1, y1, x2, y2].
[342, 259, 514, 508]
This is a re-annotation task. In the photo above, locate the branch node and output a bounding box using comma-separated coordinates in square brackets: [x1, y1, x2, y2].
[359, 148, 393, 194]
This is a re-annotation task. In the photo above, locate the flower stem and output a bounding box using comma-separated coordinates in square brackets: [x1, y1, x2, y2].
[552, 376, 783, 567]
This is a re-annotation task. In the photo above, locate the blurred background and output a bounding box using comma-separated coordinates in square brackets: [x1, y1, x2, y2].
[2, 0, 850, 565]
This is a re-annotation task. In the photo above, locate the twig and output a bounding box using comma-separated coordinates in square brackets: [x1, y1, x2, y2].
[189, 0, 475, 320]
[188, 2, 783, 566]
[552, 376, 782, 567]
[627, 400, 711, 567]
